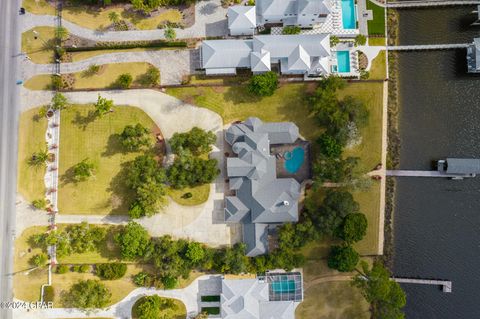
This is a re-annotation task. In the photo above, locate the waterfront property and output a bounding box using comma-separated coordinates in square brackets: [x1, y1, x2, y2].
[387, 158, 480, 179]
[341, 0, 357, 29]
[466, 38, 480, 73]
[224, 118, 306, 256]
[220, 272, 303, 318]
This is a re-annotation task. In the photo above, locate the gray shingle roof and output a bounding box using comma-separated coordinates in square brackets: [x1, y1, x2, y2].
[224, 118, 301, 256]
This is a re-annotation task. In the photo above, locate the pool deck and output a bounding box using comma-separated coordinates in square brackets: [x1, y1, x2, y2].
[271, 140, 312, 184]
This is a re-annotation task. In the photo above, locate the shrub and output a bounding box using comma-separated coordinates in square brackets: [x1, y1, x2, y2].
[84, 64, 101, 77]
[96, 263, 127, 280]
[51, 92, 68, 110]
[43, 286, 54, 303]
[133, 271, 154, 286]
[164, 27, 176, 40]
[161, 276, 178, 289]
[79, 264, 90, 273]
[248, 71, 278, 97]
[330, 35, 340, 47]
[29, 253, 48, 267]
[56, 264, 70, 274]
[141, 66, 160, 86]
[51, 75, 63, 90]
[115, 73, 133, 89]
[282, 25, 301, 35]
[32, 198, 48, 210]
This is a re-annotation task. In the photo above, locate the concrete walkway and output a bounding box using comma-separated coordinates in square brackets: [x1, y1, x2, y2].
[13, 274, 223, 319]
[20, 0, 228, 41]
[20, 89, 241, 247]
[22, 49, 197, 85]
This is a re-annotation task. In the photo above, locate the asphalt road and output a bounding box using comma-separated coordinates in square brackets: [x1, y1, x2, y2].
[0, 0, 21, 317]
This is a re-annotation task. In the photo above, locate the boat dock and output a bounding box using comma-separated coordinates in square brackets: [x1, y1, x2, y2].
[392, 278, 452, 293]
[387, 0, 480, 8]
[388, 43, 470, 51]
[386, 170, 475, 178]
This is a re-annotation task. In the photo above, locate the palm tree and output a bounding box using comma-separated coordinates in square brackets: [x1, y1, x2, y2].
[29, 149, 49, 166]
[108, 11, 120, 24]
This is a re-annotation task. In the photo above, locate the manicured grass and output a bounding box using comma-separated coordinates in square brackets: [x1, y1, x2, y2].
[17, 108, 48, 202]
[353, 182, 381, 255]
[368, 37, 386, 46]
[167, 184, 211, 206]
[23, 0, 182, 30]
[366, 0, 386, 36]
[201, 295, 221, 302]
[21, 27, 55, 64]
[58, 105, 157, 215]
[69, 48, 167, 62]
[368, 50, 387, 80]
[201, 307, 221, 315]
[132, 296, 186, 319]
[296, 281, 370, 319]
[24, 62, 157, 90]
[13, 226, 49, 303]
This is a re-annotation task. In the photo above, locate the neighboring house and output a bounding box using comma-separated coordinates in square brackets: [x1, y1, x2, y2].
[220, 272, 303, 319]
[467, 38, 480, 73]
[224, 117, 301, 257]
[228, 6, 257, 36]
[201, 34, 331, 76]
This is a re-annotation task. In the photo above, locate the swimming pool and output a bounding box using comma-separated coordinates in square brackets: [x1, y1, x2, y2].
[271, 280, 296, 293]
[336, 51, 351, 73]
[284, 147, 305, 174]
[341, 0, 357, 29]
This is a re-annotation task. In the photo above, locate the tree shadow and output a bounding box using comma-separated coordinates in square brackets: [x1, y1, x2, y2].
[60, 165, 78, 186]
[102, 133, 127, 157]
[71, 110, 97, 130]
[107, 161, 135, 215]
[223, 85, 261, 104]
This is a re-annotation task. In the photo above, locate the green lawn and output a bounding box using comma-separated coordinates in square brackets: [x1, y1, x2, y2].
[22, 27, 55, 64]
[58, 105, 157, 215]
[167, 184, 211, 206]
[368, 37, 386, 46]
[132, 296, 186, 319]
[23, 0, 183, 31]
[24, 63, 158, 90]
[17, 108, 48, 202]
[369, 50, 387, 80]
[366, 0, 386, 36]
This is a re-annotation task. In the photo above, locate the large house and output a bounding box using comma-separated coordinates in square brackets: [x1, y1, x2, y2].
[467, 38, 480, 73]
[220, 272, 303, 319]
[201, 34, 331, 76]
[224, 118, 301, 257]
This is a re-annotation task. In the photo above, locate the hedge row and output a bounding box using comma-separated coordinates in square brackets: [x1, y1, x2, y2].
[65, 41, 187, 52]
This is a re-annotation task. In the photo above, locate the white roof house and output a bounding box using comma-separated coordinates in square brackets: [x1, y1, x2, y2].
[256, 0, 332, 27]
[228, 6, 257, 36]
[201, 34, 331, 76]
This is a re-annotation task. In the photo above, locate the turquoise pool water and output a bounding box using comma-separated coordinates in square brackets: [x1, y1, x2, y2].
[284, 147, 305, 174]
[336, 51, 351, 73]
[271, 280, 296, 293]
[341, 0, 356, 29]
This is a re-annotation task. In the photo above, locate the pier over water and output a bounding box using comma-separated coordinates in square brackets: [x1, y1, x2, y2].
[392, 278, 453, 293]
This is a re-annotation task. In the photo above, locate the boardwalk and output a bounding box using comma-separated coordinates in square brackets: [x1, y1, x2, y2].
[393, 278, 452, 293]
[386, 170, 475, 178]
[388, 43, 470, 51]
[387, 0, 480, 8]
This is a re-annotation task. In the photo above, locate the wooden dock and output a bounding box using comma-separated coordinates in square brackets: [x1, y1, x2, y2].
[392, 278, 452, 293]
[387, 0, 480, 8]
[388, 43, 470, 51]
[386, 170, 475, 178]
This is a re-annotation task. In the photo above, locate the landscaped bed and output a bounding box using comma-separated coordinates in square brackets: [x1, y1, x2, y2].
[24, 62, 158, 90]
[23, 0, 186, 31]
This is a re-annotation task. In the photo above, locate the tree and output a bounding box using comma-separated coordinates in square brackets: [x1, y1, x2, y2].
[317, 133, 343, 158]
[73, 158, 95, 182]
[96, 263, 127, 280]
[115, 73, 133, 89]
[108, 11, 120, 24]
[185, 242, 205, 265]
[313, 156, 360, 184]
[336, 213, 368, 243]
[327, 245, 359, 272]
[32, 198, 48, 210]
[313, 190, 360, 236]
[355, 34, 367, 46]
[330, 35, 340, 47]
[56, 26, 69, 41]
[120, 124, 152, 151]
[169, 127, 216, 156]
[215, 243, 249, 274]
[161, 276, 178, 289]
[29, 149, 49, 166]
[352, 261, 406, 318]
[142, 66, 160, 86]
[282, 25, 301, 35]
[164, 26, 176, 40]
[167, 156, 219, 189]
[115, 221, 151, 260]
[248, 71, 278, 97]
[94, 94, 114, 117]
[63, 279, 112, 308]
[51, 92, 68, 111]
[134, 295, 177, 319]
[29, 253, 47, 267]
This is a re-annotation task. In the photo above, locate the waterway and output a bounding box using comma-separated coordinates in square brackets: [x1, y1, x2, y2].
[393, 5, 480, 319]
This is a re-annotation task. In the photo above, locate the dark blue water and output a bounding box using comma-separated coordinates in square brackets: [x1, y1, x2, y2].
[394, 6, 480, 319]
